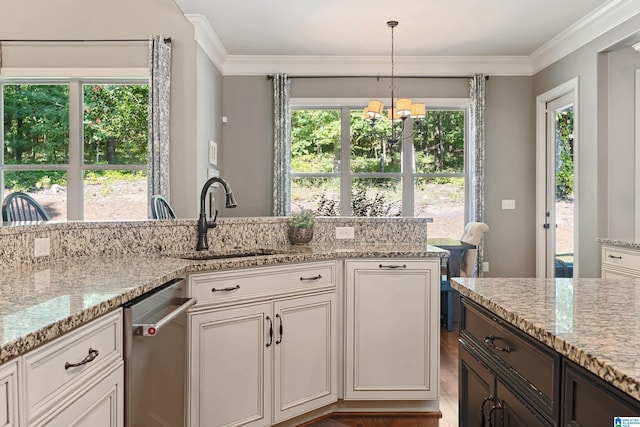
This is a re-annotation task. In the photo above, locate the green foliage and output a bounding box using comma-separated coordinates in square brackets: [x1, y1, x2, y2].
[288, 209, 317, 229]
[316, 191, 339, 216]
[555, 110, 574, 200]
[3, 83, 148, 168]
[3, 84, 70, 164]
[4, 170, 66, 191]
[350, 185, 398, 217]
[83, 84, 148, 164]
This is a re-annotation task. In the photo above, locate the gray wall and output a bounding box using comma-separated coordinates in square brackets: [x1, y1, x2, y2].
[221, 75, 537, 277]
[604, 47, 640, 239]
[195, 45, 224, 216]
[533, 13, 640, 277]
[483, 76, 536, 277]
[0, 0, 199, 218]
[221, 76, 275, 217]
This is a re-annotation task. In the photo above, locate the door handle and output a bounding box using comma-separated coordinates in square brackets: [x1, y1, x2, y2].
[134, 297, 197, 336]
[266, 316, 273, 347]
[275, 314, 283, 344]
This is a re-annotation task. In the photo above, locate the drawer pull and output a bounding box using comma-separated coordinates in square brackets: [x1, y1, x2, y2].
[266, 316, 273, 347]
[212, 285, 240, 293]
[378, 264, 407, 269]
[607, 254, 623, 260]
[300, 274, 322, 281]
[484, 335, 512, 353]
[275, 313, 283, 345]
[65, 348, 99, 370]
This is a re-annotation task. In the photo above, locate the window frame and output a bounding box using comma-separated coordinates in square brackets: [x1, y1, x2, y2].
[1, 72, 149, 220]
[290, 97, 470, 218]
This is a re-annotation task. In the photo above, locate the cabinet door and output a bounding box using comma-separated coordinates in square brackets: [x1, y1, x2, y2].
[459, 342, 495, 427]
[0, 361, 19, 427]
[273, 292, 337, 423]
[189, 303, 272, 427]
[562, 360, 640, 426]
[345, 260, 439, 400]
[496, 380, 551, 427]
[32, 362, 123, 427]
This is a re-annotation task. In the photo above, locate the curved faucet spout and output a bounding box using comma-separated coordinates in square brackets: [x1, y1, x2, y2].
[196, 177, 237, 251]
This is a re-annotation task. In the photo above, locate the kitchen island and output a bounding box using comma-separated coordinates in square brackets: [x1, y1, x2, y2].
[451, 277, 640, 425]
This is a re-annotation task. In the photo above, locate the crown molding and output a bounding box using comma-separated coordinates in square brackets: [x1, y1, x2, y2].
[530, 0, 640, 74]
[185, 13, 227, 73]
[191, 0, 639, 77]
[222, 55, 533, 77]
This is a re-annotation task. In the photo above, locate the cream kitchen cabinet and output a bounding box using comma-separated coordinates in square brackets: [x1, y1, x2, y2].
[188, 262, 338, 427]
[601, 244, 640, 278]
[24, 309, 124, 427]
[0, 360, 20, 426]
[344, 259, 440, 400]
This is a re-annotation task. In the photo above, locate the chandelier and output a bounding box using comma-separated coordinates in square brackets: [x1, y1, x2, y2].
[363, 20, 425, 145]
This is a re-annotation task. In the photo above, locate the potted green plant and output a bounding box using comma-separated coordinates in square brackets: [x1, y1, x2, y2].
[287, 209, 317, 245]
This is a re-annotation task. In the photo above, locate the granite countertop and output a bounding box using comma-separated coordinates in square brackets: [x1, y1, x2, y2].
[597, 238, 640, 250]
[0, 244, 446, 364]
[451, 277, 640, 402]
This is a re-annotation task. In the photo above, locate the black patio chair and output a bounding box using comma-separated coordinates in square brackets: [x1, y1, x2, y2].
[151, 194, 176, 220]
[2, 192, 51, 222]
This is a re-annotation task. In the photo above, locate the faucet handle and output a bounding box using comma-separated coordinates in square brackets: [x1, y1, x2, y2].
[212, 209, 219, 223]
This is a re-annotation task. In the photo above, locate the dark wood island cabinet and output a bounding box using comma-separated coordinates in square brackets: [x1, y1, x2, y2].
[458, 296, 640, 427]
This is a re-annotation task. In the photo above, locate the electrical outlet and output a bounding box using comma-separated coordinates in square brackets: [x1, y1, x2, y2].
[335, 226, 355, 239]
[34, 237, 51, 257]
[482, 262, 490, 272]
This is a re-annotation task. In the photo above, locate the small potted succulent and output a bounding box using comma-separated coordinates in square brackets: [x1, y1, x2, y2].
[287, 209, 317, 245]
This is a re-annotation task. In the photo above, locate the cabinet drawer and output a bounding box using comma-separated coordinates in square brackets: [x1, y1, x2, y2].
[601, 246, 640, 272]
[23, 309, 123, 422]
[460, 300, 560, 420]
[189, 261, 336, 306]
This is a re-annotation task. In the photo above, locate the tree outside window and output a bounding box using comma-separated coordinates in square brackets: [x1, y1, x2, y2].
[290, 104, 467, 236]
[1, 81, 149, 221]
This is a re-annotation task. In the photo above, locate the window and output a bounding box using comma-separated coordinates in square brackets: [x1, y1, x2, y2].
[291, 100, 468, 236]
[1, 79, 149, 221]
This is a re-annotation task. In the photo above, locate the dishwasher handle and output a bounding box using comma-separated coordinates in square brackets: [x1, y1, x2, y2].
[134, 297, 197, 336]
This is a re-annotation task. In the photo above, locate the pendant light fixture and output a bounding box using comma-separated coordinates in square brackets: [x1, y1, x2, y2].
[363, 20, 426, 145]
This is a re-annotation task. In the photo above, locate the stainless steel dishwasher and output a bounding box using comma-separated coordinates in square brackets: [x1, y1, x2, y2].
[123, 277, 196, 427]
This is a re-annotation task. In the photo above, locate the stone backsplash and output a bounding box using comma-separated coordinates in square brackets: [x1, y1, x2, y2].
[0, 217, 432, 271]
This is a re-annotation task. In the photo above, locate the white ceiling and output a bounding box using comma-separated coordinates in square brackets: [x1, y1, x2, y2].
[173, 0, 640, 75]
[175, 0, 612, 57]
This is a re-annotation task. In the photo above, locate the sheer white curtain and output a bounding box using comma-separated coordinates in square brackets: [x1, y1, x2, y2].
[469, 74, 486, 275]
[273, 74, 291, 216]
[148, 35, 172, 216]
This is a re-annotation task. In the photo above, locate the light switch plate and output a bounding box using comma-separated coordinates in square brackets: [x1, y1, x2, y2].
[501, 199, 516, 210]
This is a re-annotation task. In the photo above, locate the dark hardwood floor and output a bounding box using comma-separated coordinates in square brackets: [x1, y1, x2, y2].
[304, 325, 459, 427]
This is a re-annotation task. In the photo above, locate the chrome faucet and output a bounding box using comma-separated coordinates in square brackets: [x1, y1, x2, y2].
[196, 177, 237, 251]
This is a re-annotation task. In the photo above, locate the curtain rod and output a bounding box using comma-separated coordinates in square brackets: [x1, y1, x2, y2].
[0, 37, 171, 43]
[267, 75, 488, 80]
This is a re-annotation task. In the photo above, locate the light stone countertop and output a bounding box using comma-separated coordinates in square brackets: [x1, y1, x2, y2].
[597, 238, 640, 250]
[0, 244, 446, 364]
[451, 277, 640, 402]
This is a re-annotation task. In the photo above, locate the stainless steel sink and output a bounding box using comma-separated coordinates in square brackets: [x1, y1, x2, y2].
[174, 248, 301, 261]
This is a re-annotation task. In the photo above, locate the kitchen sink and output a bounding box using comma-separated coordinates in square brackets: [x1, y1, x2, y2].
[174, 248, 303, 261]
